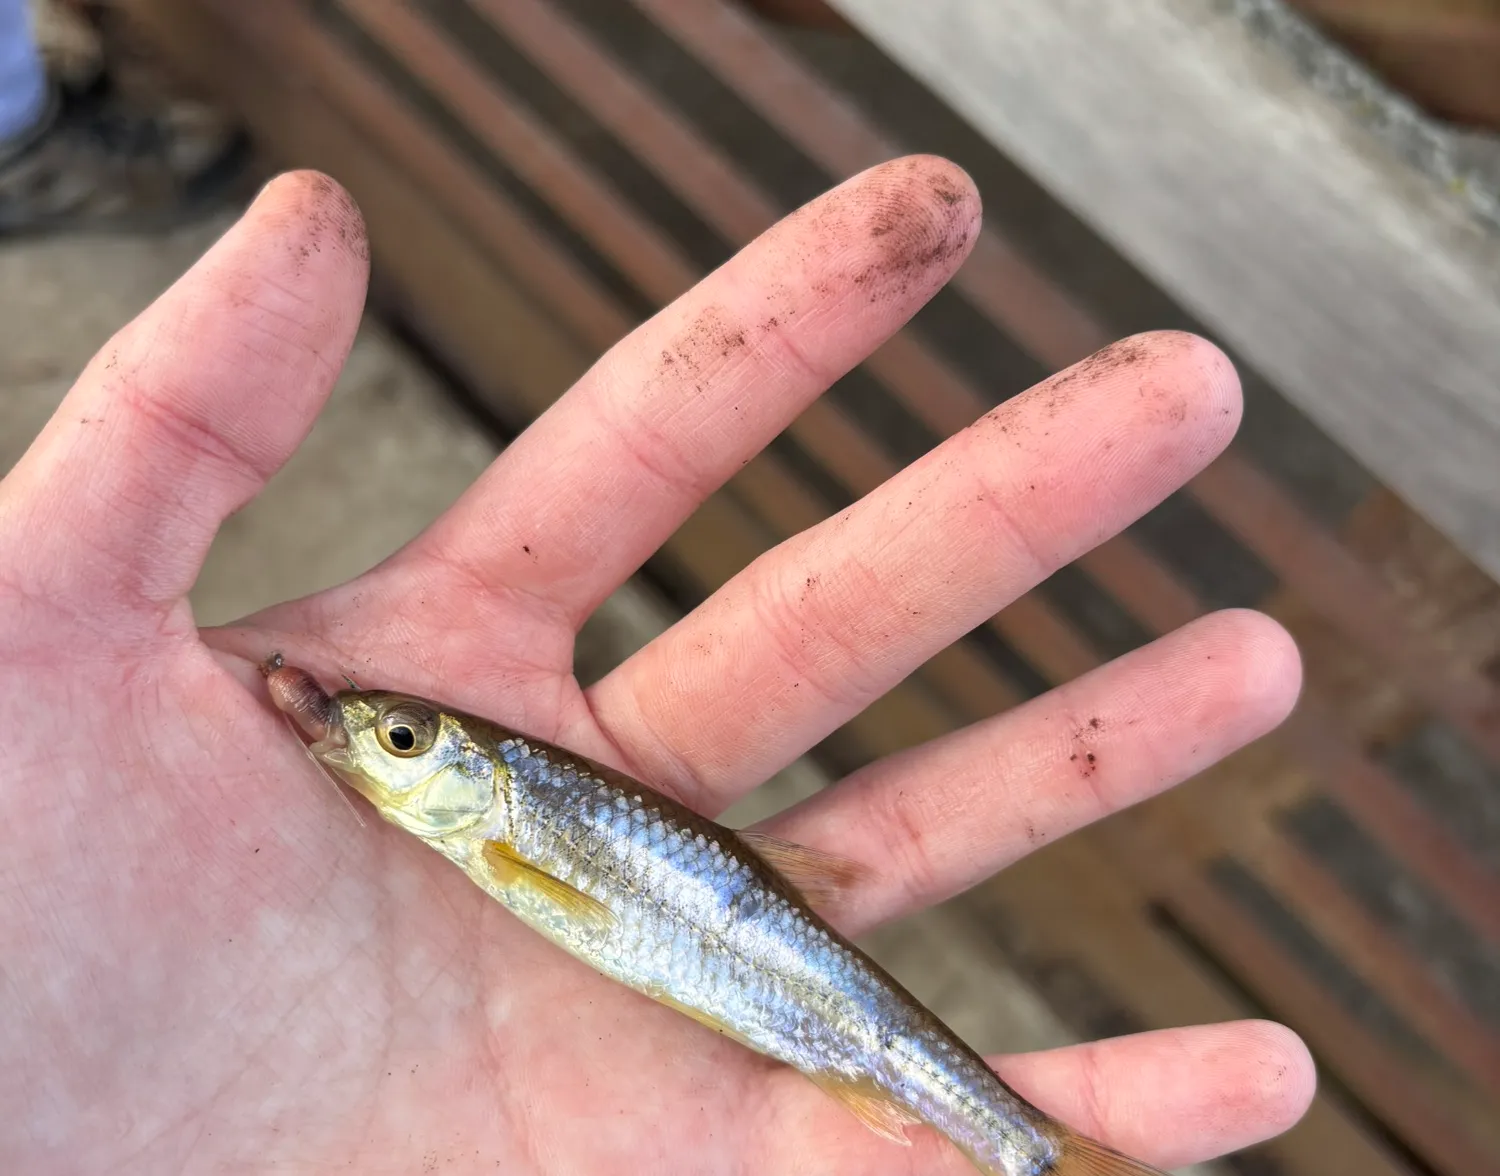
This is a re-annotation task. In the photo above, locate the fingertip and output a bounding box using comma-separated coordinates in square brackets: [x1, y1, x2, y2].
[1127, 328, 1240, 403]
[987, 1020, 1319, 1168]
[903, 152, 983, 228]
[887, 152, 982, 257]
[1017, 329, 1242, 519]
[113, 165, 370, 483]
[1170, 329, 1242, 465]
[244, 169, 370, 274]
[857, 152, 981, 220]
[1192, 608, 1305, 731]
[1147, 326, 1242, 418]
[1230, 1019, 1319, 1137]
[1084, 329, 1242, 461]
[821, 154, 982, 308]
[1232, 608, 1304, 728]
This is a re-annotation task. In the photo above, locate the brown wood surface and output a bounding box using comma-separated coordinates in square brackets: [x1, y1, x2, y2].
[1289, 0, 1500, 129]
[737, 0, 850, 32]
[976, 836, 1412, 1176]
[1104, 815, 1500, 1175]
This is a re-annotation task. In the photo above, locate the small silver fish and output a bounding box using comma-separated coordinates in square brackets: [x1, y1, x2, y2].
[263, 655, 1163, 1175]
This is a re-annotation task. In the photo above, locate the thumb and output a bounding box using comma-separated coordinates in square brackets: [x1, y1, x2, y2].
[0, 170, 368, 628]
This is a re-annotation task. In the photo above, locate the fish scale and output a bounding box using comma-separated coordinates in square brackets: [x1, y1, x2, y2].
[479, 734, 1060, 1172]
[262, 660, 1168, 1176]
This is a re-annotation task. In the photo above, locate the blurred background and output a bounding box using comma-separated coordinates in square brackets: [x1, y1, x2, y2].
[3, 2, 1499, 1173]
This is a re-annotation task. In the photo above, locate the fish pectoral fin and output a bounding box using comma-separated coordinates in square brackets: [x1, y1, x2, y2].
[648, 991, 762, 1054]
[807, 1072, 922, 1146]
[737, 831, 868, 909]
[480, 841, 617, 934]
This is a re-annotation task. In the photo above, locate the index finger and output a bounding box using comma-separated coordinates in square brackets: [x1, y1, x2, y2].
[370, 156, 981, 631]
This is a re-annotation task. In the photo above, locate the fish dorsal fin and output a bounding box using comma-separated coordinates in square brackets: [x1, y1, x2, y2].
[737, 831, 867, 909]
[480, 841, 617, 934]
[806, 1072, 922, 1146]
[1046, 1130, 1168, 1176]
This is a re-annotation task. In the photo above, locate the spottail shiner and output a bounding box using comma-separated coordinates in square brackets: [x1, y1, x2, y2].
[264, 654, 1166, 1175]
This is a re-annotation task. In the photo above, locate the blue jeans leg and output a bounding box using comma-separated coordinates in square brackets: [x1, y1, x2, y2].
[0, 0, 47, 145]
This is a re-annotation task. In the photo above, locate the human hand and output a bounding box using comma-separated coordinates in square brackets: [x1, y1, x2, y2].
[0, 163, 1312, 1173]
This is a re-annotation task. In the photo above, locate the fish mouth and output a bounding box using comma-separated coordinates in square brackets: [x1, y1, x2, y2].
[261, 655, 358, 775]
[307, 698, 363, 776]
[308, 710, 378, 801]
[310, 730, 354, 773]
[261, 657, 374, 823]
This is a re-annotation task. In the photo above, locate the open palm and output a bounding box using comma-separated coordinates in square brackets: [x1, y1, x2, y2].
[1, 164, 1313, 1174]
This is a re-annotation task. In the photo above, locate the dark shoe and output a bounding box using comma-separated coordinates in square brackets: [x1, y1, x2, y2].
[0, 71, 252, 238]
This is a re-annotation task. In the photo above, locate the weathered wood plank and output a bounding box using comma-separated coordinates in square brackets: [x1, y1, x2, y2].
[980, 837, 1413, 1176]
[1288, 0, 1500, 129]
[1105, 816, 1500, 1173]
[125, 0, 593, 419]
[815, 0, 1500, 585]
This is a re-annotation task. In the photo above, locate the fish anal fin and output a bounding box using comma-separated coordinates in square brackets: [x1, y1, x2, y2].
[480, 841, 617, 934]
[1042, 1130, 1168, 1176]
[738, 830, 867, 909]
[648, 991, 762, 1054]
[807, 1072, 922, 1146]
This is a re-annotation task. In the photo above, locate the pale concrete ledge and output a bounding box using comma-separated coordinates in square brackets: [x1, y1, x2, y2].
[825, 0, 1500, 586]
[1221, 0, 1500, 228]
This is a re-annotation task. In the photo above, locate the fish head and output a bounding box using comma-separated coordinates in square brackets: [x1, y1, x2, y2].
[315, 689, 501, 839]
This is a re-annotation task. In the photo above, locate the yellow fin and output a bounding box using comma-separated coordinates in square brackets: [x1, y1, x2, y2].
[807, 1072, 922, 1146]
[737, 830, 867, 909]
[1040, 1129, 1168, 1176]
[480, 841, 617, 934]
[648, 991, 762, 1054]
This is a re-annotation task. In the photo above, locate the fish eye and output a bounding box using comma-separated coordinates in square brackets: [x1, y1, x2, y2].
[375, 703, 438, 758]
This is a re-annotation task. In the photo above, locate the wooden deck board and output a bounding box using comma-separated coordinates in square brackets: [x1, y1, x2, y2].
[977, 836, 1413, 1176]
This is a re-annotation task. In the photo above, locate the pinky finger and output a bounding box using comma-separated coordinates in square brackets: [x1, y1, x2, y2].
[990, 1020, 1316, 1171]
[758, 1018, 1314, 1173]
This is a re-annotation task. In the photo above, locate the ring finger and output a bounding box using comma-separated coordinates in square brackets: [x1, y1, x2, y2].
[764, 608, 1301, 937]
